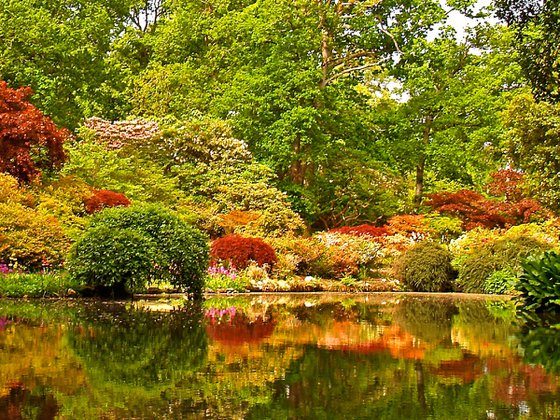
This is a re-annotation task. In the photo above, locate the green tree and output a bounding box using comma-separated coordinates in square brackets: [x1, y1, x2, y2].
[0, 0, 154, 129]
[495, 0, 560, 102]
[387, 25, 522, 206]
[503, 91, 560, 211]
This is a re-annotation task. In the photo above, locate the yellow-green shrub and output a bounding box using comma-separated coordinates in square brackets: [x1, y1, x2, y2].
[0, 203, 69, 270]
[393, 241, 455, 292]
[451, 224, 559, 293]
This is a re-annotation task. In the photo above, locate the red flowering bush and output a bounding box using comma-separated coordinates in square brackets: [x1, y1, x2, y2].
[83, 189, 131, 214]
[211, 234, 277, 269]
[329, 224, 389, 238]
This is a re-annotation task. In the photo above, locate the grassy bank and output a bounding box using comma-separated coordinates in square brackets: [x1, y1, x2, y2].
[0, 272, 81, 298]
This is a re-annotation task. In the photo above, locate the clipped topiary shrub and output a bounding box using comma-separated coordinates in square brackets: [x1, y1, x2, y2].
[393, 241, 455, 292]
[210, 234, 276, 269]
[68, 205, 209, 297]
[516, 251, 560, 312]
[455, 236, 552, 294]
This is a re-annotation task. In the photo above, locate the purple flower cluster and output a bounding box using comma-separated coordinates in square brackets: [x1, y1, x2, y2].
[204, 306, 237, 322]
[0, 262, 12, 275]
[207, 263, 237, 280]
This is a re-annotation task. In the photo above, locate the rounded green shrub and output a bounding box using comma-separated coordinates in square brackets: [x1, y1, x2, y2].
[455, 236, 552, 294]
[68, 205, 209, 297]
[393, 241, 455, 292]
[67, 226, 158, 292]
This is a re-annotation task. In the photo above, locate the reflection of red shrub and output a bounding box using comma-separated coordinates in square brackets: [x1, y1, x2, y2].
[210, 234, 277, 269]
[205, 312, 276, 346]
[84, 189, 130, 214]
[329, 225, 388, 238]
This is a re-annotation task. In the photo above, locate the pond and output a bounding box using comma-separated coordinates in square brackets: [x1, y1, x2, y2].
[0, 293, 559, 419]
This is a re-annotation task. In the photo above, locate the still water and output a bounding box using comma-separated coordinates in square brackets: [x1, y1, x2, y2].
[0, 293, 558, 419]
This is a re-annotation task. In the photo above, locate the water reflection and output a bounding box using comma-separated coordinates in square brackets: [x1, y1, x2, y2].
[0, 295, 558, 418]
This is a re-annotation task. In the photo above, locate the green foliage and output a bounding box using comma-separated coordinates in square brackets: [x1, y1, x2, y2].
[68, 205, 209, 296]
[454, 231, 554, 294]
[516, 251, 560, 312]
[0, 272, 79, 298]
[174, 162, 305, 237]
[393, 241, 455, 292]
[483, 269, 517, 295]
[67, 225, 159, 292]
[504, 92, 560, 211]
[205, 272, 251, 293]
[62, 137, 184, 206]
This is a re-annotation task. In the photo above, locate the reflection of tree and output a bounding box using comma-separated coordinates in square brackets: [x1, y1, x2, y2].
[452, 300, 516, 357]
[68, 302, 208, 387]
[0, 384, 59, 420]
[393, 297, 458, 343]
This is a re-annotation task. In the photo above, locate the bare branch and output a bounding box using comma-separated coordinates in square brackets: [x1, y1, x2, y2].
[322, 60, 387, 87]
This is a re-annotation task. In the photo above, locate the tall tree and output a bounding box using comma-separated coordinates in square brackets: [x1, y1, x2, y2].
[0, 0, 159, 129]
[129, 0, 458, 224]
[495, 0, 560, 102]
[386, 24, 523, 206]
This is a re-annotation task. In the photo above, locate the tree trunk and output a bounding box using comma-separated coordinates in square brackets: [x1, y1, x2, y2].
[290, 135, 305, 185]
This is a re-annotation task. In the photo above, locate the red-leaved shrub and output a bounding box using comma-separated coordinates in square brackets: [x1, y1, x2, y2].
[211, 234, 277, 269]
[426, 189, 543, 230]
[329, 224, 389, 238]
[84, 189, 131, 214]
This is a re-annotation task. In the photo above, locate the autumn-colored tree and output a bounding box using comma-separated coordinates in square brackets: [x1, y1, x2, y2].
[486, 168, 525, 203]
[426, 189, 543, 230]
[0, 81, 67, 182]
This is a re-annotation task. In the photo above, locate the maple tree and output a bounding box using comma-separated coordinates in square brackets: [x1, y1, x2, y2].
[426, 189, 543, 230]
[0, 81, 67, 182]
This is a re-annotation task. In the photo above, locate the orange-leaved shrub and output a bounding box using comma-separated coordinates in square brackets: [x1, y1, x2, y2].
[211, 234, 277, 269]
[83, 188, 131, 214]
[386, 214, 429, 240]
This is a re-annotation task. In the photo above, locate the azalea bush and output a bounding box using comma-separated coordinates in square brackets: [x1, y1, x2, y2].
[0, 202, 69, 270]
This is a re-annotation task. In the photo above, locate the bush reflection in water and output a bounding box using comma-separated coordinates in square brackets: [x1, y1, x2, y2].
[0, 295, 558, 418]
